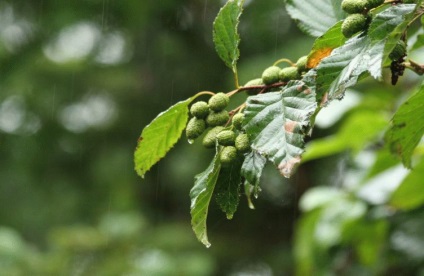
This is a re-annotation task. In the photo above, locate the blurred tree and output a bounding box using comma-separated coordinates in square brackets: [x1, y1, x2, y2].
[1, 0, 424, 275]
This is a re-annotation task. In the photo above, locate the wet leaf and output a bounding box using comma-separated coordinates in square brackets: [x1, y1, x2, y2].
[241, 151, 267, 209]
[215, 157, 243, 219]
[386, 84, 424, 168]
[390, 158, 424, 210]
[286, 0, 345, 37]
[244, 80, 317, 178]
[213, 0, 243, 73]
[134, 98, 192, 178]
[307, 21, 346, 69]
[316, 4, 417, 103]
[190, 154, 221, 247]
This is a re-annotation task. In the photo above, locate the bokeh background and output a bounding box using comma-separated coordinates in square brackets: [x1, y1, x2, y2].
[1, 0, 424, 275]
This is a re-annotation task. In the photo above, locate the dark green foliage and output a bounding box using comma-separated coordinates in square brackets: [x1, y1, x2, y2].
[342, 13, 368, 38]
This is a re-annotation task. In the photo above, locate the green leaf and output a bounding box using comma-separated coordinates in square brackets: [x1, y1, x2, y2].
[411, 33, 424, 51]
[215, 157, 243, 220]
[348, 220, 388, 266]
[244, 80, 317, 178]
[368, 4, 418, 66]
[390, 158, 424, 210]
[302, 110, 388, 162]
[316, 36, 385, 102]
[386, 84, 424, 168]
[134, 98, 192, 178]
[286, 0, 345, 37]
[241, 151, 267, 209]
[213, 0, 243, 73]
[307, 21, 347, 69]
[316, 5, 417, 102]
[190, 154, 221, 247]
[294, 209, 322, 276]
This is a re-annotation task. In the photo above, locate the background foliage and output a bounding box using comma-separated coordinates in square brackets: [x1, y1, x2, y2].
[1, 0, 424, 275]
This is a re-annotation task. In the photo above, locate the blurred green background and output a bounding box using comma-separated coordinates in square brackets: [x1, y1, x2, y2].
[1, 0, 424, 275]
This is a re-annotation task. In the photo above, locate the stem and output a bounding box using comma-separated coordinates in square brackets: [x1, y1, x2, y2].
[192, 91, 215, 100]
[227, 81, 287, 97]
[405, 60, 424, 75]
[273, 58, 295, 67]
[233, 69, 240, 89]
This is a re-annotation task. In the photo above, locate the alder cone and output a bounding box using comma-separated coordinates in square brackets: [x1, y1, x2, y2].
[190, 101, 209, 118]
[206, 110, 230, 127]
[341, 13, 368, 38]
[208, 92, 229, 112]
[220, 146, 238, 167]
[186, 117, 206, 140]
[202, 126, 225, 148]
[217, 130, 236, 146]
[262, 66, 281, 85]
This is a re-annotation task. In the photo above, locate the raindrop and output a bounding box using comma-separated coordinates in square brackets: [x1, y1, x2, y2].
[187, 139, 194, 144]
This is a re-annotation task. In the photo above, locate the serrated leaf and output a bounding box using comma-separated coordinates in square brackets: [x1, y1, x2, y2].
[316, 36, 385, 103]
[134, 98, 192, 178]
[213, 0, 243, 73]
[307, 21, 346, 69]
[241, 151, 267, 209]
[368, 5, 416, 41]
[389, 158, 424, 210]
[244, 80, 317, 178]
[215, 157, 243, 219]
[190, 154, 221, 247]
[386, 84, 424, 168]
[368, 4, 418, 66]
[316, 5, 417, 103]
[286, 0, 345, 37]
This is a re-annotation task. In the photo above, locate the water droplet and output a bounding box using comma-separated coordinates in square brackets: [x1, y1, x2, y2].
[226, 214, 233, 220]
[187, 139, 194, 144]
[205, 243, 211, 248]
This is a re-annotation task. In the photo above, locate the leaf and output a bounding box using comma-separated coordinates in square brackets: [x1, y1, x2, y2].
[411, 33, 424, 51]
[294, 209, 322, 276]
[190, 154, 221, 247]
[368, 4, 419, 66]
[316, 5, 417, 103]
[213, 0, 243, 73]
[316, 36, 385, 103]
[286, 0, 345, 37]
[215, 157, 243, 219]
[241, 151, 267, 209]
[307, 21, 347, 69]
[386, 84, 424, 168]
[134, 98, 192, 178]
[302, 110, 388, 162]
[244, 80, 317, 178]
[390, 158, 424, 210]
